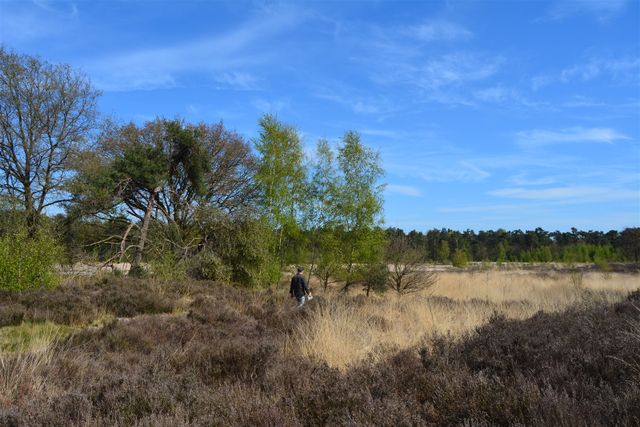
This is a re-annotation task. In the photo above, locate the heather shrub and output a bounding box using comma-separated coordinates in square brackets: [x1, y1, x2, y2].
[0, 303, 24, 327]
[91, 278, 175, 317]
[4, 285, 95, 325]
[186, 249, 231, 282]
[1, 275, 638, 426]
[0, 231, 61, 291]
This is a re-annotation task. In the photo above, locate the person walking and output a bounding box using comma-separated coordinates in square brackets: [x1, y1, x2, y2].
[290, 266, 311, 307]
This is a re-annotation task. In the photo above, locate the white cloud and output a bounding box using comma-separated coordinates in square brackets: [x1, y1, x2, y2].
[416, 53, 503, 90]
[516, 127, 630, 147]
[561, 57, 640, 83]
[473, 85, 544, 108]
[85, 8, 302, 91]
[403, 20, 473, 42]
[488, 186, 638, 202]
[533, 56, 640, 89]
[386, 158, 491, 183]
[32, 0, 79, 16]
[360, 129, 402, 139]
[545, 0, 628, 22]
[436, 203, 532, 213]
[212, 72, 260, 90]
[386, 184, 423, 197]
[507, 173, 556, 186]
[0, 1, 78, 44]
[252, 98, 289, 112]
[313, 87, 395, 115]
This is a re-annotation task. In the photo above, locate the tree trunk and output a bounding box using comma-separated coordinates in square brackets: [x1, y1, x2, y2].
[307, 244, 317, 283]
[24, 186, 38, 237]
[130, 187, 160, 275]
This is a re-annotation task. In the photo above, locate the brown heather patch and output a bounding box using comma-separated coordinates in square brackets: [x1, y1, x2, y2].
[0, 272, 637, 426]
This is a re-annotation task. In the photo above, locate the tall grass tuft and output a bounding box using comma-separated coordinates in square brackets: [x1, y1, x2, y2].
[0, 322, 65, 402]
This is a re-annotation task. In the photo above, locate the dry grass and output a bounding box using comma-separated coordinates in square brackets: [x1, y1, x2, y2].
[293, 269, 639, 369]
[0, 322, 69, 403]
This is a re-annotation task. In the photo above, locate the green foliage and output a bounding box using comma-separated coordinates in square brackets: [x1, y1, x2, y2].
[196, 215, 281, 287]
[451, 249, 469, 268]
[358, 262, 389, 296]
[334, 132, 385, 287]
[253, 114, 306, 267]
[619, 228, 640, 263]
[149, 249, 188, 281]
[0, 321, 78, 352]
[0, 231, 62, 291]
[186, 250, 231, 282]
[437, 240, 450, 264]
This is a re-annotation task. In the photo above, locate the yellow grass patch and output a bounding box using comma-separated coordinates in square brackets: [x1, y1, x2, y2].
[292, 270, 639, 369]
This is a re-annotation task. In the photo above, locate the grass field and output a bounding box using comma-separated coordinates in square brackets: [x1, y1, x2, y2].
[0, 268, 638, 425]
[293, 269, 639, 368]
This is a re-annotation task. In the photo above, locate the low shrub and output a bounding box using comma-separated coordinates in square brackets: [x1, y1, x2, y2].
[186, 250, 231, 282]
[0, 303, 24, 327]
[1, 278, 638, 426]
[94, 278, 175, 317]
[0, 231, 61, 291]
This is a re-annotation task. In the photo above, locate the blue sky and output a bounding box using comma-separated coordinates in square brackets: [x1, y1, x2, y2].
[1, 0, 639, 231]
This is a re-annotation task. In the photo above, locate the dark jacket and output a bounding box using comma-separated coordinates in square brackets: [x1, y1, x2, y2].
[290, 274, 309, 298]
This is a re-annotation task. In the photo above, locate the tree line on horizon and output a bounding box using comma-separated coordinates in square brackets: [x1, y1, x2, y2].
[0, 47, 638, 292]
[384, 226, 640, 267]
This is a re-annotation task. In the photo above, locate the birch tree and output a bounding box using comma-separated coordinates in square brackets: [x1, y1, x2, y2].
[253, 114, 306, 267]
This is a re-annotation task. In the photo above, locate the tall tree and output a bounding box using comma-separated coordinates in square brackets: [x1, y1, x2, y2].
[253, 114, 306, 267]
[334, 131, 385, 290]
[304, 139, 339, 281]
[71, 118, 256, 271]
[0, 48, 99, 233]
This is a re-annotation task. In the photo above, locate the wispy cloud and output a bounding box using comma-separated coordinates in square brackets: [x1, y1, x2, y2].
[415, 53, 503, 91]
[533, 56, 640, 89]
[0, 1, 78, 44]
[212, 71, 260, 90]
[507, 173, 556, 186]
[516, 127, 631, 147]
[473, 85, 546, 108]
[437, 203, 535, 213]
[85, 7, 303, 91]
[386, 157, 491, 183]
[561, 57, 640, 83]
[386, 184, 423, 197]
[314, 86, 396, 115]
[489, 185, 638, 203]
[348, 17, 501, 107]
[360, 129, 403, 139]
[544, 0, 628, 22]
[402, 20, 473, 42]
[252, 98, 290, 113]
[32, 0, 79, 16]
[365, 52, 504, 106]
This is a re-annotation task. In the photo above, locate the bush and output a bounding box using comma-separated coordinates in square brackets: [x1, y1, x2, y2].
[149, 250, 188, 281]
[451, 249, 469, 267]
[0, 231, 61, 291]
[186, 250, 231, 282]
[358, 262, 389, 296]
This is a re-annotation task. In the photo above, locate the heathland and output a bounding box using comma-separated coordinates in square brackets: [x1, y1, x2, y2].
[1, 267, 638, 426]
